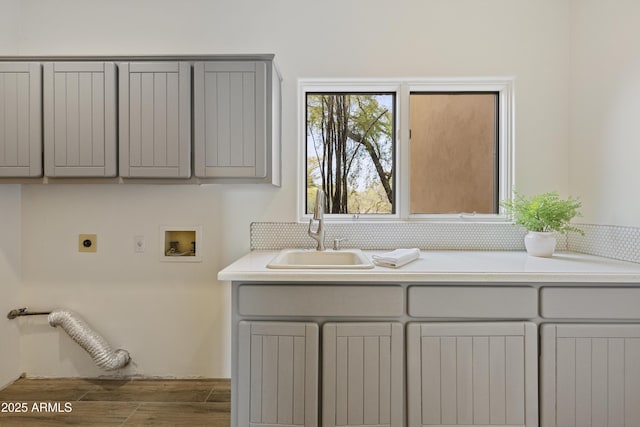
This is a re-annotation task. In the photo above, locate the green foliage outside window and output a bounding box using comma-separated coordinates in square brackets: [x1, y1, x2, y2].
[306, 93, 394, 214]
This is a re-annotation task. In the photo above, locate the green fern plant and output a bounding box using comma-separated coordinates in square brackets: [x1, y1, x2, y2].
[501, 191, 584, 235]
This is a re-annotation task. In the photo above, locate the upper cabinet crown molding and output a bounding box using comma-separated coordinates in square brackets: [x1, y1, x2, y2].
[0, 54, 275, 62]
[0, 62, 42, 177]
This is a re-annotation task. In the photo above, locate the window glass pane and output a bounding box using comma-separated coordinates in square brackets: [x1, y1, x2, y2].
[409, 92, 498, 214]
[306, 93, 395, 214]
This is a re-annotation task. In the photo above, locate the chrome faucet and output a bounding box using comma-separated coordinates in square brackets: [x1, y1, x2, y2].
[308, 189, 326, 251]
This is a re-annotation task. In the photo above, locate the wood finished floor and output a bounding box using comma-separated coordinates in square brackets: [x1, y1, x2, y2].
[0, 378, 230, 426]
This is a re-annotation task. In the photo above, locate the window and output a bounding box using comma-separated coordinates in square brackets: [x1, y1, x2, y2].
[299, 78, 514, 221]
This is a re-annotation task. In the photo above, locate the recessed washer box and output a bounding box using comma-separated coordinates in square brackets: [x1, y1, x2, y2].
[159, 226, 202, 262]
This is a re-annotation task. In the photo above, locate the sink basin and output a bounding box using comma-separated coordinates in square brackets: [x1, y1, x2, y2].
[266, 249, 374, 269]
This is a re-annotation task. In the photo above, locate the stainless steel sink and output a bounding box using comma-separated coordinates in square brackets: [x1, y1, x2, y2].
[266, 249, 374, 269]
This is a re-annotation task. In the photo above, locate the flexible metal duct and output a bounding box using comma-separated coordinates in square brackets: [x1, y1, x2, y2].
[48, 309, 130, 370]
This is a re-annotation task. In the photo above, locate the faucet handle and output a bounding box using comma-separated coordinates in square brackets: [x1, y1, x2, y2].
[333, 238, 348, 251]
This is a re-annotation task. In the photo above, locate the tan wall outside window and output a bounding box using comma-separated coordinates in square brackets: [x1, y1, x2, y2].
[409, 93, 498, 214]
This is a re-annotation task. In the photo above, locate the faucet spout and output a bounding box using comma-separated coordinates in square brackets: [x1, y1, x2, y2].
[313, 188, 325, 220]
[308, 189, 326, 251]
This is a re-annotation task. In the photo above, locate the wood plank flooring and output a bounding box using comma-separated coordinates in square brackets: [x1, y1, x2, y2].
[0, 378, 230, 426]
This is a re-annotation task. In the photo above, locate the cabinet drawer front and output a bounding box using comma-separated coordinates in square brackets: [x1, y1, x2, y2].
[238, 285, 403, 317]
[542, 287, 640, 319]
[408, 286, 537, 319]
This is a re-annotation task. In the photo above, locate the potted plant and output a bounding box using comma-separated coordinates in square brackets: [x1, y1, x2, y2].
[501, 191, 584, 257]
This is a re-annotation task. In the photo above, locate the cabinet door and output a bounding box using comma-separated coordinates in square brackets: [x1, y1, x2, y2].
[407, 322, 538, 427]
[43, 62, 116, 177]
[119, 62, 191, 178]
[194, 61, 267, 178]
[323, 323, 403, 427]
[541, 324, 640, 427]
[0, 62, 42, 177]
[238, 321, 318, 427]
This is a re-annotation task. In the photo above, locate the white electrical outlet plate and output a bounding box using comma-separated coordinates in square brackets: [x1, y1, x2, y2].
[134, 236, 145, 253]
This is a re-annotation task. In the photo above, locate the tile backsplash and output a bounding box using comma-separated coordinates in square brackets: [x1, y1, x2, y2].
[568, 223, 640, 264]
[250, 221, 640, 264]
[251, 222, 566, 251]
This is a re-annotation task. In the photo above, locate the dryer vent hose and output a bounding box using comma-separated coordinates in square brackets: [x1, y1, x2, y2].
[48, 309, 130, 370]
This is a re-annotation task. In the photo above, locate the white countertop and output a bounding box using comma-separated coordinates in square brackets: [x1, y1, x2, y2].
[217, 250, 640, 283]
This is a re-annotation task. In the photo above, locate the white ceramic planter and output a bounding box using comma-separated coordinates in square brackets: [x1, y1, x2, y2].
[524, 231, 557, 257]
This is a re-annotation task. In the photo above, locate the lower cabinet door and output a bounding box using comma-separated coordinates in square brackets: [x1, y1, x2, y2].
[322, 323, 403, 427]
[407, 322, 538, 427]
[238, 321, 318, 427]
[541, 324, 640, 427]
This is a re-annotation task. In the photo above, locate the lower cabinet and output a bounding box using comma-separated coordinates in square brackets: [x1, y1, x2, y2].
[323, 323, 403, 427]
[233, 284, 640, 427]
[407, 322, 538, 427]
[238, 320, 539, 427]
[541, 324, 640, 427]
[238, 321, 319, 427]
[237, 321, 403, 427]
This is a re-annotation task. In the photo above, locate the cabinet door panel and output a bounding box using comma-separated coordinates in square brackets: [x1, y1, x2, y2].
[238, 321, 318, 427]
[119, 62, 190, 178]
[43, 62, 116, 177]
[323, 322, 403, 427]
[194, 61, 267, 178]
[541, 324, 640, 427]
[0, 62, 42, 177]
[407, 322, 537, 427]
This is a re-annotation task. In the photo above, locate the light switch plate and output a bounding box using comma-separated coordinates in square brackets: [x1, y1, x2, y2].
[78, 234, 97, 252]
[134, 235, 145, 253]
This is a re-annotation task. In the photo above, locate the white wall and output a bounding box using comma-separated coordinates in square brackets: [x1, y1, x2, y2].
[16, 0, 571, 377]
[20, 185, 235, 377]
[0, 0, 20, 53]
[0, 0, 22, 389]
[569, 0, 640, 226]
[0, 187, 22, 388]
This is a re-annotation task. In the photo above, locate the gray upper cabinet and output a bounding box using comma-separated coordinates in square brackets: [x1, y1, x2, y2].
[0, 55, 280, 183]
[119, 62, 191, 178]
[43, 62, 117, 177]
[194, 60, 280, 184]
[0, 62, 42, 177]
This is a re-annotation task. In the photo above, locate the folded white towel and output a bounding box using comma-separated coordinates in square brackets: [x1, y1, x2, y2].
[372, 248, 420, 268]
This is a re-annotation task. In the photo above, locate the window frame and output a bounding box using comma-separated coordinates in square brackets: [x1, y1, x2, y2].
[298, 77, 514, 222]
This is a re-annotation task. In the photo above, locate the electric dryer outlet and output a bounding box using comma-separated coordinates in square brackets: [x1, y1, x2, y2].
[78, 234, 97, 252]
